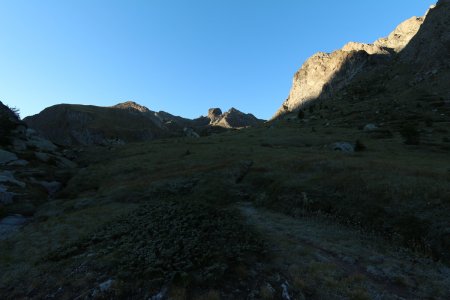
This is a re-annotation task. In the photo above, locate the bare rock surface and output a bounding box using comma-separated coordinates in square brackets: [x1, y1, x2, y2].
[0, 150, 18, 165]
[272, 6, 427, 119]
[0, 214, 27, 240]
[209, 107, 263, 128]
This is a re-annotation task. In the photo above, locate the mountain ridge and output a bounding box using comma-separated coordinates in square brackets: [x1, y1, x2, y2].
[24, 101, 264, 146]
[272, 4, 435, 119]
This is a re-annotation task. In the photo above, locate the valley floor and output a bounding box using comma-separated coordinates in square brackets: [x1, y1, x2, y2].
[238, 202, 450, 299]
[1, 119, 450, 299]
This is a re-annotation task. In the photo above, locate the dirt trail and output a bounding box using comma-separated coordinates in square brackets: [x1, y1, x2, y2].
[237, 202, 450, 300]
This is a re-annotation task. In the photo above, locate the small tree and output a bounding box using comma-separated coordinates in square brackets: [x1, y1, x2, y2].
[0, 103, 21, 145]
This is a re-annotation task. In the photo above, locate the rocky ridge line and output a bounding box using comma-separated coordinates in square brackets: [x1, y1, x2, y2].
[272, 7, 429, 119]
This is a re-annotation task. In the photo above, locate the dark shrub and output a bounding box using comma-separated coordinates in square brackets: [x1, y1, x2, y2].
[354, 139, 366, 152]
[400, 124, 420, 145]
[0, 105, 19, 146]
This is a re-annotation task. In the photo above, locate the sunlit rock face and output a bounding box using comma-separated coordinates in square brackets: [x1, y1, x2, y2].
[272, 9, 426, 119]
[209, 107, 263, 128]
[373, 16, 424, 51]
[207, 108, 223, 124]
[113, 101, 150, 113]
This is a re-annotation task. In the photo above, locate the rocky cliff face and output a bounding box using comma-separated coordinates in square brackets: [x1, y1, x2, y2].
[272, 7, 427, 119]
[209, 108, 263, 128]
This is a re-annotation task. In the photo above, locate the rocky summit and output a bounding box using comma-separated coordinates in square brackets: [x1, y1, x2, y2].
[272, 4, 433, 119]
[1, 1, 450, 299]
[208, 107, 264, 128]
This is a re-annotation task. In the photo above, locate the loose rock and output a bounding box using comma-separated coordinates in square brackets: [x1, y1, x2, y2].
[0, 149, 18, 165]
[331, 142, 355, 153]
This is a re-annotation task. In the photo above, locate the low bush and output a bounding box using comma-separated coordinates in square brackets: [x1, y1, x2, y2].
[400, 124, 420, 145]
[47, 200, 264, 295]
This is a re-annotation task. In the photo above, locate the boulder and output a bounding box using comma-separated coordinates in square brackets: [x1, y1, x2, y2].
[0, 186, 15, 204]
[0, 171, 26, 188]
[26, 136, 58, 152]
[56, 157, 77, 169]
[38, 181, 62, 195]
[99, 279, 114, 292]
[363, 123, 378, 131]
[331, 142, 355, 153]
[11, 138, 27, 151]
[7, 160, 29, 167]
[0, 150, 18, 165]
[0, 214, 27, 240]
[35, 152, 51, 163]
[183, 127, 200, 138]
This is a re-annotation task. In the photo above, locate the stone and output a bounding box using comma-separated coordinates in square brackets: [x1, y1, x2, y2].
[26, 128, 37, 137]
[183, 127, 200, 138]
[0, 214, 26, 226]
[56, 157, 77, 168]
[331, 142, 355, 153]
[281, 281, 291, 300]
[38, 181, 62, 195]
[0, 214, 27, 240]
[0, 150, 18, 165]
[12, 138, 27, 151]
[363, 123, 378, 131]
[26, 136, 58, 152]
[35, 152, 51, 162]
[0, 171, 26, 188]
[99, 279, 114, 292]
[7, 159, 29, 167]
[150, 287, 168, 300]
[0, 186, 15, 204]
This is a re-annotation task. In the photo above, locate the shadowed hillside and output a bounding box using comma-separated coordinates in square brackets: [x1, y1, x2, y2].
[24, 101, 264, 146]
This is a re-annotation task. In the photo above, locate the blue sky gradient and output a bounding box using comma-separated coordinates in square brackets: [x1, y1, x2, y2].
[0, 0, 435, 119]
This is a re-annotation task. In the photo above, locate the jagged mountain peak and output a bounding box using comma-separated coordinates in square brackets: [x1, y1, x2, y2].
[272, 4, 431, 119]
[373, 16, 424, 52]
[226, 107, 241, 114]
[208, 107, 264, 128]
[207, 108, 223, 123]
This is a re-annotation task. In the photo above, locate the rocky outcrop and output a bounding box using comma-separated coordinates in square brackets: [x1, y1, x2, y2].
[274, 50, 374, 118]
[399, 1, 450, 68]
[0, 102, 78, 239]
[272, 8, 426, 119]
[207, 108, 223, 123]
[210, 108, 263, 128]
[373, 16, 425, 51]
[113, 101, 150, 113]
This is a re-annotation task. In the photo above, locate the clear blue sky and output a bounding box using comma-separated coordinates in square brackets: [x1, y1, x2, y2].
[0, 0, 435, 120]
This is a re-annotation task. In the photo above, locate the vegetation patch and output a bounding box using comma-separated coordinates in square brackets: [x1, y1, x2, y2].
[45, 199, 264, 297]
